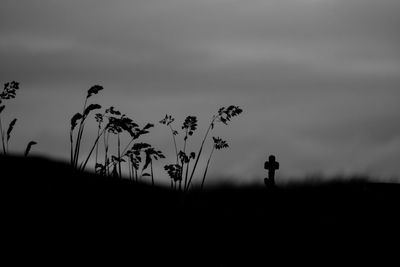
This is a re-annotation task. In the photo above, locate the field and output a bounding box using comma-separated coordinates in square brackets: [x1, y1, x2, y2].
[2, 155, 399, 265]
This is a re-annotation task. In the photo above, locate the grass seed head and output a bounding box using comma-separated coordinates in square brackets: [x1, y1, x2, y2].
[213, 136, 229, 150]
[87, 85, 103, 99]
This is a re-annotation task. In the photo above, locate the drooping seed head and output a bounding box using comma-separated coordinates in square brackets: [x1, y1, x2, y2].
[182, 116, 198, 136]
[87, 85, 103, 98]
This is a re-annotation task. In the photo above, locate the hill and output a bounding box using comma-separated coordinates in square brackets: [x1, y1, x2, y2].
[1, 155, 399, 265]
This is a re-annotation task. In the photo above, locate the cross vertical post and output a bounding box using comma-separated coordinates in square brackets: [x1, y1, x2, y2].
[264, 155, 279, 188]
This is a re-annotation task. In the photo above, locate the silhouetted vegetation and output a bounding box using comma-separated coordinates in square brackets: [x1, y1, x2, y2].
[0, 81, 37, 156]
[201, 136, 229, 190]
[70, 84, 103, 168]
[160, 106, 242, 191]
[67, 85, 243, 189]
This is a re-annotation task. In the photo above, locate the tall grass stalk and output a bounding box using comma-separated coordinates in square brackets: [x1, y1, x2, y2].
[6, 118, 17, 153]
[80, 127, 107, 171]
[185, 106, 242, 191]
[104, 131, 110, 176]
[170, 125, 179, 164]
[201, 147, 214, 190]
[73, 98, 88, 168]
[185, 120, 213, 191]
[180, 116, 197, 191]
[0, 117, 6, 154]
[117, 133, 122, 178]
[200, 137, 228, 190]
[70, 85, 103, 168]
[94, 113, 104, 169]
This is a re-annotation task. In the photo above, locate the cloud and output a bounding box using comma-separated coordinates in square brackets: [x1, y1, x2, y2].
[1, 0, 400, 181]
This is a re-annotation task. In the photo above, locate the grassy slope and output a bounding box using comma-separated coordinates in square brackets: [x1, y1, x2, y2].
[2, 155, 399, 265]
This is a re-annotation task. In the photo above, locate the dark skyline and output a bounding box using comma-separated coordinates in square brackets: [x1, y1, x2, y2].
[1, 0, 399, 183]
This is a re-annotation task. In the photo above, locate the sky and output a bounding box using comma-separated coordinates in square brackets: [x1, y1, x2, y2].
[1, 0, 400, 184]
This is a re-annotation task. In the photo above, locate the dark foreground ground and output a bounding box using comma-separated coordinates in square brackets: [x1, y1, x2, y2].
[1, 155, 399, 265]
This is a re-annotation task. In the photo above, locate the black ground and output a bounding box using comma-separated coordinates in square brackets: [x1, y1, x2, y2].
[2, 155, 399, 265]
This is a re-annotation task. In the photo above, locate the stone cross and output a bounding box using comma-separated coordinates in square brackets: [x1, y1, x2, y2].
[264, 155, 279, 187]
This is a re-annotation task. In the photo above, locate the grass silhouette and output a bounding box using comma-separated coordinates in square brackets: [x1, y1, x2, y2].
[70, 85, 244, 188]
[160, 107, 243, 192]
[70, 85, 103, 168]
[161, 114, 199, 190]
[69, 86, 165, 185]
[1, 81, 37, 156]
[201, 136, 229, 190]
[186, 106, 242, 191]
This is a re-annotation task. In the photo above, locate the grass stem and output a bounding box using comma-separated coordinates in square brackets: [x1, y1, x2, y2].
[201, 146, 215, 191]
[0, 117, 6, 155]
[186, 118, 214, 191]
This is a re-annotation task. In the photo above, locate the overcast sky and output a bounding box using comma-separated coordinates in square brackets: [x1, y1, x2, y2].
[1, 0, 399, 184]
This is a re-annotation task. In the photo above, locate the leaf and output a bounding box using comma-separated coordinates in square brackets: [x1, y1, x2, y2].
[7, 118, 17, 141]
[154, 149, 165, 159]
[71, 113, 83, 130]
[132, 142, 151, 151]
[0, 105, 5, 114]
[143, 123, 154, 130]
[24, 141, 37, 157]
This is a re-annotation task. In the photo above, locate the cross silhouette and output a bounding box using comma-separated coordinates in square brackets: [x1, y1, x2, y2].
[264, 155, 279, 187]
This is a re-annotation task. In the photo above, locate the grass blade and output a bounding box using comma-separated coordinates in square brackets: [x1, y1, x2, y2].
[24, 141, 37, 157]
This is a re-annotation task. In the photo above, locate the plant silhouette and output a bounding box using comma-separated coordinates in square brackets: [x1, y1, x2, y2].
[70, 85, 103, 168]
[0, 81, 37, 156]
[125, 142, 151, 182]
[160, 114, 180, 188]
[143, 147, 165, 186]
[185, 105, 242, 191]
[24, 141, 37, 157]
[180, 116, 198, 190]
[161, 106, 242, 191]
[161, 115, 198, 191]
[0, 81, 19, 154]
[200, 137, 229, 190]
[69, 86, 164, 184]
[8, 82, 246, 187]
